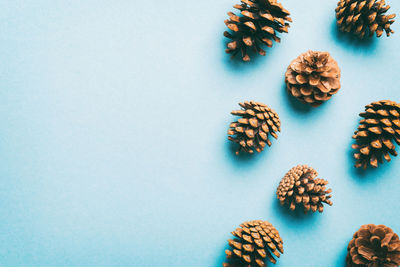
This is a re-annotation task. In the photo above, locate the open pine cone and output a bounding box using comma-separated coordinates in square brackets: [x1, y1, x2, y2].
[336, 0, 396, 38]
[228, 101, 281, 155]
[346, 224, 400, 267]
[276, 165, 333, 213]
[285, 51, 341, 107]
[224, 0, 292, 61]
[223, 220, 284, 267]
[352, 100, 400, 169]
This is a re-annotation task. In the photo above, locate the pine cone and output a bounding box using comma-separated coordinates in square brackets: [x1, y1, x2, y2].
[352, 100, 400, 169]
[223, 220, 284, 267]
[336, 0, 396, 38]
[276, 165, 333, 213]
[224, 0, 292, 61]
[228, 101, 281, 155]
[346, 224, 400, 267]
[285, 50, 341, 107]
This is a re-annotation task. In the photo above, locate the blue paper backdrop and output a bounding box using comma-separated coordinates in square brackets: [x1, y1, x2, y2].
[0, 0, 399, 266]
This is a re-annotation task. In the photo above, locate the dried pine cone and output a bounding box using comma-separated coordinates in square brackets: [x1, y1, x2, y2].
[346, 224, 400, 267]
[224, 0, 292, 61]
[276, 165, 333, 213]
[228, 101, 281, 155]
[223, 220, 284, 267]
[285, 50, 341, 107]
[336, 0, 396, 38]
[352, 100, 400, 169]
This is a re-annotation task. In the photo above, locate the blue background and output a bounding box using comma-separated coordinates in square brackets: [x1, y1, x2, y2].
[0, 0, 399, 266]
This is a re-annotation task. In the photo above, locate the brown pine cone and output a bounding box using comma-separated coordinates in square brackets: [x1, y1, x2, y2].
[276, 165, 333, 213]
[228, 101, 281, 155]
[285, 50, 341, 107]
[224, 0, 292, 61]
[336, 0, 396, 38]
[223, 220, 284, 267]
[346, 224, 400, 267]
[352, 100, 400, 169]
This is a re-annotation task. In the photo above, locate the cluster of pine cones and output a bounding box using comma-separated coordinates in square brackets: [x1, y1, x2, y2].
[224, 221, 400, 267]
[227, 99, 400, 169]
[224, 0, 396, 62]
[221, 1, 398, 267]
